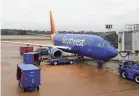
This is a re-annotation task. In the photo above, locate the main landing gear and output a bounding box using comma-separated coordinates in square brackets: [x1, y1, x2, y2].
[97, 60, 104, 68]
[74, 54, 84, 60]
[78, 55, 84, 60]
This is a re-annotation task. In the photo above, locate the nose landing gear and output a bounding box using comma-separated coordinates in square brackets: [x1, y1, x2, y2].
[97, 60, 104, 68]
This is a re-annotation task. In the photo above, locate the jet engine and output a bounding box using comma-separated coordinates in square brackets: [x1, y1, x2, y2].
[48, 48, 63, 58]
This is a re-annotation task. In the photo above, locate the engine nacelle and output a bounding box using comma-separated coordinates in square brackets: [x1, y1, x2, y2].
[48, 48, 63, 58]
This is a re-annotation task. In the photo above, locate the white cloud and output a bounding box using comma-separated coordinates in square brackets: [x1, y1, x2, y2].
[2, 0, 139, 31]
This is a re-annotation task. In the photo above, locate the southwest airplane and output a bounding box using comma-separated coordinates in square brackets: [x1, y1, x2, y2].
[2, 11, 118, 67]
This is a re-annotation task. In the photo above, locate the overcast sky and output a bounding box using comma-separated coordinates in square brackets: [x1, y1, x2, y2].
[2, 0, 139, 31]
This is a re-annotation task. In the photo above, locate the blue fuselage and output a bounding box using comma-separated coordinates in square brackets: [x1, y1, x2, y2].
[53, 33, 118, 60]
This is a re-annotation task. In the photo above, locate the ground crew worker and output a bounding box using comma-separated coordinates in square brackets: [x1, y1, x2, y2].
[38, 55, 42, 65]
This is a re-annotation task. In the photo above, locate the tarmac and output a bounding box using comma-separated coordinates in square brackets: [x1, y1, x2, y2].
[1, 39, 139, 96]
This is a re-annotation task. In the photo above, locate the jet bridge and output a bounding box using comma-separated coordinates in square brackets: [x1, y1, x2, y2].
[118, 31, 139, 55]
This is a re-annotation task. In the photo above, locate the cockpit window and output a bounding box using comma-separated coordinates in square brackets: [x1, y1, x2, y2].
[104, 43, 111, 47]
[97, 43, 102, 47]
[97, 43, 111, 47]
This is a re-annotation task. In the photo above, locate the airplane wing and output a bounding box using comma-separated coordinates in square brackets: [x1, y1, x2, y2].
[2, 41, 71, 50]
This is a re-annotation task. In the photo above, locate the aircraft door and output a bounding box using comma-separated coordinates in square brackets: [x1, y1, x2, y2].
[85, 39, 93, 57]
[88, 40, 92, 52]
[80, 38, 92, 57]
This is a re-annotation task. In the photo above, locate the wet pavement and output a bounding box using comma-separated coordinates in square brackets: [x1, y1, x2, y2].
[1, 40, 139, 96]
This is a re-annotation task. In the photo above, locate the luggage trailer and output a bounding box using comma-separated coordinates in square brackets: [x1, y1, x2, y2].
[16, 64, 41, 92]
[19, 46, 33, 55]
[23, 52, 41, 65]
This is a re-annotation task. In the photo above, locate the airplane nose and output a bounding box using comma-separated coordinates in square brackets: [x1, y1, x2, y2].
[109, 49, 118, 58]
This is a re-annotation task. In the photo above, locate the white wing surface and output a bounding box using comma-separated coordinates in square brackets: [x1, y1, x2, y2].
[2, 41, 71, 50]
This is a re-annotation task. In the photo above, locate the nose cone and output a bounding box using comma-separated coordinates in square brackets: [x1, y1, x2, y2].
[108, 48, 118, 58]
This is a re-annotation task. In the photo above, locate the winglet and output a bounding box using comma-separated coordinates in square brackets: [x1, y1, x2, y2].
[50, 11, 56, 34]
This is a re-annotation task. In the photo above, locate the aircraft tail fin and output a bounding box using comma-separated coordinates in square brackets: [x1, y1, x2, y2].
[50, 11, 56, 34]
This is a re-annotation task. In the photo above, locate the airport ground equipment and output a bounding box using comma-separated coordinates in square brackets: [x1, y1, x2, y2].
[35, 47, 49, 55]
[49, 56, 79, 65]
[19, 46, 33, 55]
[23, 52, 41, 65]
[16, 64, 41, 92]
[119, 59, 139, 84]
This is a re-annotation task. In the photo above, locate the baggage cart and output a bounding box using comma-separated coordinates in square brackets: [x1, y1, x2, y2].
[23, 52, 41, 65]
[16, 64, 41, 92]
[19, 46, 33, 55]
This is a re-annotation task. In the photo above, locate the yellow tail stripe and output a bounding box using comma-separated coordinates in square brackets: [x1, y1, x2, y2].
[50, 11, 56, 34]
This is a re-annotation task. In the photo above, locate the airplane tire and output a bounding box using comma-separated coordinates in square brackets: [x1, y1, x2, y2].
[97, 64, 102, 68]
[120, 71, 127, 79]
[22, 88, 26, 92]
[37, 86, 40, 91]
[69, 60, 74, 64]
[54, 61, 58, 65]
[134, 75, 139, 84]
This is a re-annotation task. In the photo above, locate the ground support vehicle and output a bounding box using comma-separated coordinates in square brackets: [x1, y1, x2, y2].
[119, 59, 139, 84]
[16, 64, 41, 92]
[48, 56, 79, 65]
